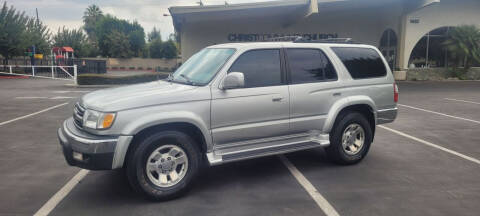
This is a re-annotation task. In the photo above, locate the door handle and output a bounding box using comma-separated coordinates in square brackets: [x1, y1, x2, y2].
[272, 97, 283, 102]
[333, 92, 341, 97]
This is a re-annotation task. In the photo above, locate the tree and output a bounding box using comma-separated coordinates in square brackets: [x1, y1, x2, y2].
[0, 2, 29, 63]
[128, 23, 146, 56]
[53, 27, 97, 57]
[23, 17, 51, 55]
[160, 40, 178, 59]
[83, 4, 103, 43]
[149, 38, 162, 58]
[95, 14, 145, 57]
[148, 27, 161, 42]
[104, 30, 132, 58]
[443, 25, 480, 70]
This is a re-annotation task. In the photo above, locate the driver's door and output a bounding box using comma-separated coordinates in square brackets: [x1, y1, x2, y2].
[211, 49, 290, 146]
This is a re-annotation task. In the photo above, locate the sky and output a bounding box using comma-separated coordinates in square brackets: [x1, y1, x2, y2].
[8, 0, 278, 40]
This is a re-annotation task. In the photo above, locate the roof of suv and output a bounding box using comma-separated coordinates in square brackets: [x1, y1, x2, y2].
[208, 42, 377, 50]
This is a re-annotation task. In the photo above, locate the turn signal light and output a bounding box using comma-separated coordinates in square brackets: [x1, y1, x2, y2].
[102, 113, 115, 129]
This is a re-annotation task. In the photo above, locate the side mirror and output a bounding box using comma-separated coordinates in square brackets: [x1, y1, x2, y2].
[222, 72, 245, 89]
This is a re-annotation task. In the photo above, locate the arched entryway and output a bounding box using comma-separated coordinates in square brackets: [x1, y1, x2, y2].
[408, 26, 453, 68]
[379, 29, 397, 70]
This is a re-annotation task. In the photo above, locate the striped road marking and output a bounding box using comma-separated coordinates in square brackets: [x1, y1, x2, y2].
[279, 155, 340, 216]
[398, 104, 480, 124]
[444, 98, 480, 105]
[379, 125, 480, 165]
[33, 170, 90, 216]
[0, 103, 68, 126]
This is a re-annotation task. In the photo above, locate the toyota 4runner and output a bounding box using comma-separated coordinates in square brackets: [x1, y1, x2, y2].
[58, 39, 398, 200]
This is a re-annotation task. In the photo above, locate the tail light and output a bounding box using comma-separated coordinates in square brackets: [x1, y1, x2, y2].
[393, 83, 399, 103]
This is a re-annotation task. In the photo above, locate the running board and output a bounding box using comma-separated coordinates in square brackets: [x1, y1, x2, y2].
[207, 133, 329, 165]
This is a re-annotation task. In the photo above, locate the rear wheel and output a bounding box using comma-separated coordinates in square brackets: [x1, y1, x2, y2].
[326, 112, 372, 165]
[126, 131, 201, 201]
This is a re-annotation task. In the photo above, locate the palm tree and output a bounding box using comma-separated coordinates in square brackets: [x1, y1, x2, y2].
[443, 25, 480, 70]
[82, 4, 103, 42]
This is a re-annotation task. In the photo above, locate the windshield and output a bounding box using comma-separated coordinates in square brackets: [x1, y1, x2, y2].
[169, 48, 235, 85]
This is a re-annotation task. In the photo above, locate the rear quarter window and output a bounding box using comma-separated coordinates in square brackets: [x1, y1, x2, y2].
[331, 47, 387, 79]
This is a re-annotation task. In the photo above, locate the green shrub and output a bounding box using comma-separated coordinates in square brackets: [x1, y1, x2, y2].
[111, 66, 118, 69]
[129, 66, 135, 70]
[119, 66, 125, 69]
[77, 73, 170, 85]
[138, 66, 144, 70]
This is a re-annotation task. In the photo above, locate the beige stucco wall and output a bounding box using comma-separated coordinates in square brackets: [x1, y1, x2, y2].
[84, 57, 179, 70]
[400, 0, 480, 69]
[178, 0, 480, 70]
[180, 3, 403, 62]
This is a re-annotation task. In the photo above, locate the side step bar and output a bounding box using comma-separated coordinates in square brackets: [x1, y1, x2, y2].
[222, 141, 321, 162]
[207, 133, 330, 165]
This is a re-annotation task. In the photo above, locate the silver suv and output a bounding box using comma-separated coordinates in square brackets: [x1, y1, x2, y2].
[58, 40, 398, 200]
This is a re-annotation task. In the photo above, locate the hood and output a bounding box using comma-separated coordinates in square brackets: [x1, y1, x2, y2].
[81, 80, 210, 111]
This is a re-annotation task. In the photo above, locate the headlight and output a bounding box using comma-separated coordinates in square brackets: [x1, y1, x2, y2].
[83, 110, 116, 129]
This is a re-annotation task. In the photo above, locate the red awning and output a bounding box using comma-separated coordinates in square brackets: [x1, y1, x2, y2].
[52, 46, 74, 53]
[62, 47, 74, 52]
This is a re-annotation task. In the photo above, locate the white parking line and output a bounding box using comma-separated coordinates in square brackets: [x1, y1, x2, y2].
[52, 90, 90, 94]
[398, 104, 480, 124]
[444, 98, 480, 105]
[279, 155, 340, 216]
[15, 96, 75, 100]
[34, 169, 90, 216]
[15, 96, 48, 99]
[379, 125, 480, 165]
[0, 103, 69, 126]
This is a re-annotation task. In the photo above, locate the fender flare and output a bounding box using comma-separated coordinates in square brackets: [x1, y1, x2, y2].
[121, 111, 213, 151]
[322, 96, 377, 133]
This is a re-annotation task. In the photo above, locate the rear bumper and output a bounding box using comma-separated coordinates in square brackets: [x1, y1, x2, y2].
[377, 107, 398, 124]
[57, 118, 131, 170]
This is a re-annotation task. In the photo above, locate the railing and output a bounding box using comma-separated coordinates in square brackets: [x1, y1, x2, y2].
[0, 65, 77, 84]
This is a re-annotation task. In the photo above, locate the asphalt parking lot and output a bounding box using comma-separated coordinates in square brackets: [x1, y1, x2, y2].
[0, 78, 479, 216]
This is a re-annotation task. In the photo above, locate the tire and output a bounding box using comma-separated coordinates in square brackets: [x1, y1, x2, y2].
[325, 112, 373, 165]
[126, 130, 201, 201]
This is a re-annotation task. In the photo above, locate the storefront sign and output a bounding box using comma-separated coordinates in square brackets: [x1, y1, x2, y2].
[227, 33, 338, 42]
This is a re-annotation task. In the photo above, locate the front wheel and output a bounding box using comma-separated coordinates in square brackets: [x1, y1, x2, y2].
[326, 112, 373, 165]
[126, 131, 201, 201]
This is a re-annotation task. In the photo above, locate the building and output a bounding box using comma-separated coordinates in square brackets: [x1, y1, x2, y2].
[169, 0, 480, 70]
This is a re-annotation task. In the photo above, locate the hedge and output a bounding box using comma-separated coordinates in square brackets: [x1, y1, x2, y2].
[77, 73, 170, 85]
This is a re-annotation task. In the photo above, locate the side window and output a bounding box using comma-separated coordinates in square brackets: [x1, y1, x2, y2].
[286, 49, 337, 84]
[228, 49, 282, 88]
[331, 47, 387, 79]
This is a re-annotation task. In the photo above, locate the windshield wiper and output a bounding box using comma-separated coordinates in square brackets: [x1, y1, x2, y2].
[179, 74, 196, 85]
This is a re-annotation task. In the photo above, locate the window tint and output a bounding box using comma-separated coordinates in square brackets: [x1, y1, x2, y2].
[228, 49, 282, 88]
[331, 47, 387, 79]
[286, 49, 337, 84]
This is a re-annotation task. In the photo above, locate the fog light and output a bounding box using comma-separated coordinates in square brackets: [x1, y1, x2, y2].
[73, 151, 83, 161]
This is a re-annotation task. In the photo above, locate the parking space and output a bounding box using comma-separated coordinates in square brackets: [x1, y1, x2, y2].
[0, 78, 478, 216]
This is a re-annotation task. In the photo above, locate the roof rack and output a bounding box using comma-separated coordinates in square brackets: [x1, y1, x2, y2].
[293, 37, 358, 44]
[263, 36, 303, 42]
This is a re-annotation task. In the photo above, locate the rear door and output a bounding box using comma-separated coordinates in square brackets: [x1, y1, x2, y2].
[285, 48, 340, 134]
[211, 49, 290, 145]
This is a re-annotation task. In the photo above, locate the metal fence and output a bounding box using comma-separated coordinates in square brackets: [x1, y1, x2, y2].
[0, 58, 106, 74]
[0, 65, 77, 83]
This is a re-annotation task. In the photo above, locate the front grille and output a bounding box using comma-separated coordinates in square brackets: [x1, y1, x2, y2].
[73, 102, 85, 129]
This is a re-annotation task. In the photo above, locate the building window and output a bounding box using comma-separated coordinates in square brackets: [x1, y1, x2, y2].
[379, 29, 397, 70]
[409, 27, 453, 68]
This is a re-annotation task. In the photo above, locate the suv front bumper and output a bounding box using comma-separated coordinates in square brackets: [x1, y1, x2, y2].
[58, 118, 132, 170]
